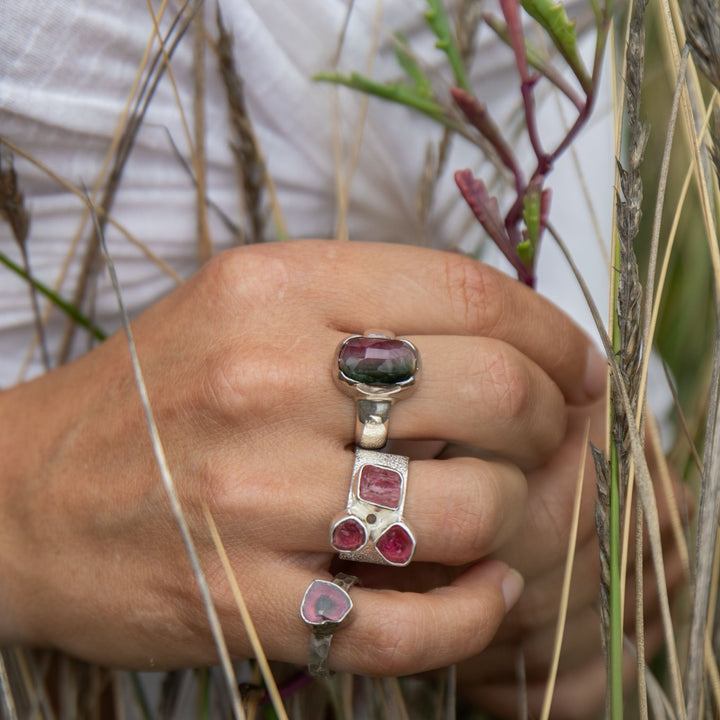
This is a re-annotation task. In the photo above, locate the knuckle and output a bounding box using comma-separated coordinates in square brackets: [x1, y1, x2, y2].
[443, 255, 505, 335]
[201, 245, 292, 309]
[440, 469, 498, 562]
[471, 346, 532, 426]
[199, 341, 296, 423]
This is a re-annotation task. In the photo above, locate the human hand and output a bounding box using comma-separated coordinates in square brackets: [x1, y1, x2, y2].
[0, 240, 604, 674]
[455, 397, 690, 719]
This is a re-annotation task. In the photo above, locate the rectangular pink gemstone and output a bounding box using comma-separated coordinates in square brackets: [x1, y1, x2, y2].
[358, 464, 402, 509]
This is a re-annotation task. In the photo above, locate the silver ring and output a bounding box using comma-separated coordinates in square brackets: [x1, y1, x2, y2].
[335, 332, 420, 450]
[300, 572, 359, 678]
[330, 448, 416, 566]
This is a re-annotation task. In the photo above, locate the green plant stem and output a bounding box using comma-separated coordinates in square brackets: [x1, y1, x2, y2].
[609, 440, 624, 719]
[0, 249, 106, 342]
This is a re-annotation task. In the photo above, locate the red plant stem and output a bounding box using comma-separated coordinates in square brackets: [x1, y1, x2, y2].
[451, 88, 526, 196]
[498, 0, 551, 169]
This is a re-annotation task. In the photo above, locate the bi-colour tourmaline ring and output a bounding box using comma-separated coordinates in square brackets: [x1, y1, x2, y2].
[330, 448, 416, 566]
[300, 572, 360, 678]
[335, 333, 420, 450]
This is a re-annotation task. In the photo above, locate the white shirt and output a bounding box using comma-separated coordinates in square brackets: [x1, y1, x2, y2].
[0, 0, 614, 385]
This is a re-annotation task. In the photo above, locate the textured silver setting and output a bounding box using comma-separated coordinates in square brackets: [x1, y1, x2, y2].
[331, 448, 416, 566]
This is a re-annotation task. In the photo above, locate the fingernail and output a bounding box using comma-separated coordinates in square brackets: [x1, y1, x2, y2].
[502, 568, 524, 612]
[584, 345, 607, 399]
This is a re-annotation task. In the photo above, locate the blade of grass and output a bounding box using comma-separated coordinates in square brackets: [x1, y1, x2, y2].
[539, 419, 590, 720]
[548, 220, 687, 720]
[0, 250, 106, 342]
[202, 505, 289, 720]
[87, 196, 246, 720]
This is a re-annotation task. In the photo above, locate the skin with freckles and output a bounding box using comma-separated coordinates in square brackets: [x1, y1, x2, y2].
[0, 240, 686, 717]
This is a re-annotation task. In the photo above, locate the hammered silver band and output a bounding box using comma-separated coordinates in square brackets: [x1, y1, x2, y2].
[300, 572, 360, 678]
[330, 448, 416, 566]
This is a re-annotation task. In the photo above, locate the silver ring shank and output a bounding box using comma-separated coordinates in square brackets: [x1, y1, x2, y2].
[355, 398, 392, 449]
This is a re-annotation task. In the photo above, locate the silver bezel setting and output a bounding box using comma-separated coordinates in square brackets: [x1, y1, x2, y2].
[330, 448, 416, 566]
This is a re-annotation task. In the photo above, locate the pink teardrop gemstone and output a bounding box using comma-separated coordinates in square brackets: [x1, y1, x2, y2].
[358, 464, 402, 509]
[331, 517, 367, 551]
[300, 580, 353, 625]
[376, 524, 415, 566]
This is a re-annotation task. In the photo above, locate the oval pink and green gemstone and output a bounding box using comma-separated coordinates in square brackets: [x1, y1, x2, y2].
[338, 337, 416, 385]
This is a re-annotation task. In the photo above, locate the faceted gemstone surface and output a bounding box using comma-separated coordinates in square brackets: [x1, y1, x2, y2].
[358, 464, 402, 509]
[339, 337, 416, 385]
[376, 524, 415, 565]
[332, 517, 367, 551]
[301, 580, 353, 625]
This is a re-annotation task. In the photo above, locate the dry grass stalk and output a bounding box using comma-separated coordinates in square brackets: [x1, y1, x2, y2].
[679, 0, 720, 714]
[145, 0, 216, 263]
[616, 2, 650, 716]
[658, 0, 720, 291]
[549, 219, 687, 719]
[330, 0, 381, 243]
[193, 8, 213, 264]
[58, 0, 199, 364]
[539, 421, 590, 720]
[88, 197, 246, 720]
[0, 149, 50, 372]
[215, 6, 267, 245]
[591, 444, 612, 663]
[38, 0, 173, 375]
[203, 505, 289, 720]
[614, 0, 647, 504]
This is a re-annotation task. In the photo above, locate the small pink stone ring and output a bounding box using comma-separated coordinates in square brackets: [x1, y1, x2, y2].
[300, 572, 360, 678]
[330, 448, 416, 567]
[335, 332, 420, 450]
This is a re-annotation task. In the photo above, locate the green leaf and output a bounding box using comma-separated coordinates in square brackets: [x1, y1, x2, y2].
[520, 188, 541, 266]
[516, 238, 534, 265]
[0, 250, 106, 341]
[313, 71, 446, 120]
[423, 0, 471, 91]
[393, 32, 433, 97]
[520, 0, 592, 92]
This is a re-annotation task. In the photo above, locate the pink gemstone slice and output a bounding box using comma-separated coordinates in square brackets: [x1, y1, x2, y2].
[301, 580, 353, 625]
[358, 464, 402, 509]
[376, 523, 415, 566]
[331, 517, 367, 551]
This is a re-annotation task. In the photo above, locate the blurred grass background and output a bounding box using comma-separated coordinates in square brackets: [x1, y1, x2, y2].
[637, 2, 716, 450]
